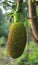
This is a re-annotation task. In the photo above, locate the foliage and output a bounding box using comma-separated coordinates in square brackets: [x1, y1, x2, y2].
[36, 6, 38, 14]
[0, 8, 11, 37]
[32, 0, 35, 3]
[0, 36, 6, 47]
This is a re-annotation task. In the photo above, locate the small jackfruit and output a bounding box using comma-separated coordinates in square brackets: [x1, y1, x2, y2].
[7, 22, 27, 59]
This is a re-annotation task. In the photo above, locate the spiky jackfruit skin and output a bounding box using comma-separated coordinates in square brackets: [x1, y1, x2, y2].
[7, 22, 27, 58]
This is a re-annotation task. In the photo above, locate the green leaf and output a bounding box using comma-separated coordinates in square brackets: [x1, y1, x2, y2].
[32, 0, 35, 3]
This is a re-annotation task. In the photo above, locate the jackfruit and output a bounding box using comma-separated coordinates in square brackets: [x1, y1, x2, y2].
[7, 22, 27, 58]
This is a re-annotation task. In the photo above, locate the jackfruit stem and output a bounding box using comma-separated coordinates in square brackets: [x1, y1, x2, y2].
[14, 0, 23, 22]
[16, 0, 23, 12]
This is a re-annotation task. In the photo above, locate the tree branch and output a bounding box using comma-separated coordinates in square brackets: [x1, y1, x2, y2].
[28, 0, 38, 41]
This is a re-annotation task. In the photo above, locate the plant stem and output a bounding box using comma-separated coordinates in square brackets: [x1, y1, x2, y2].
[16, 0, 23, 12]
[14, 0, 23, 22]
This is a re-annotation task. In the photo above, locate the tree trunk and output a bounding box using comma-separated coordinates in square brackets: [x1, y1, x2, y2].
[28, 0, 38, 41]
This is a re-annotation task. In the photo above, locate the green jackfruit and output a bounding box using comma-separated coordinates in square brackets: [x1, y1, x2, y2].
[7, 22, 27, 59]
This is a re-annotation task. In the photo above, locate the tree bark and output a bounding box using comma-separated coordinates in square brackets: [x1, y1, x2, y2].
[28, 0, 38, 40]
